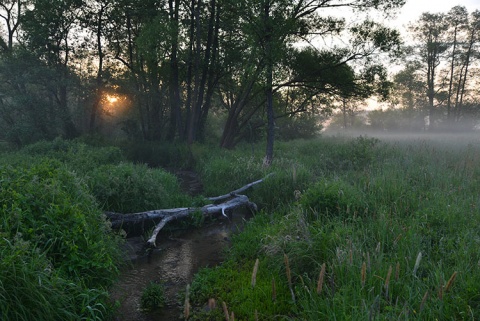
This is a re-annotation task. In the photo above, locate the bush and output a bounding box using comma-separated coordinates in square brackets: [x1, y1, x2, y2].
[89, 162, 190, 213]
[140, 282, 165, 312]
[299, 178, 368, 219]
[0, 159, 122, 319]
[20, 137, 125, 172]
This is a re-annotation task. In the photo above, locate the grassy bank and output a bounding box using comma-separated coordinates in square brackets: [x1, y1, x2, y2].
[0, 138, 193, 320]
[2, 134, 480, 320]
[187, 134, 480, 320]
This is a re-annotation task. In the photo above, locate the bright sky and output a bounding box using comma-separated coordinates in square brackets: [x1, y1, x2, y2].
[390, 0, 480, 31]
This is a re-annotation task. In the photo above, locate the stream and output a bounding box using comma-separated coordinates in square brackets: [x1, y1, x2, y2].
[110, 169, 250, 320]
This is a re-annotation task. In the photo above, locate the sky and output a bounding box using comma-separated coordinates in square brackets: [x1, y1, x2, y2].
[389, 0, 480, 31]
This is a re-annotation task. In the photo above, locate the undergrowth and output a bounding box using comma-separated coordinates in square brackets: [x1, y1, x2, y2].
[188, 135, 480, 320]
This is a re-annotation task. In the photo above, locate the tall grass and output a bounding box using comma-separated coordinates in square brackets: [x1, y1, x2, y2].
[188, 135, 480, 320]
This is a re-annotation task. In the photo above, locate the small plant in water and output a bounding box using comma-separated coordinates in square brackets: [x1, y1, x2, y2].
[140, 282, 165, 312]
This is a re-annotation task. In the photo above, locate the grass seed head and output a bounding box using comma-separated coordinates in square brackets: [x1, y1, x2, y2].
[413, 252, 422, 276]
[317, 263, 326, 294]
[251, 258, 259, 288]
[445, 271, 457, 292]
[361, 262, 366, 287]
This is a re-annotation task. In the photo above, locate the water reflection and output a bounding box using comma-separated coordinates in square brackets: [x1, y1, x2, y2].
[111, 211, 248, 321]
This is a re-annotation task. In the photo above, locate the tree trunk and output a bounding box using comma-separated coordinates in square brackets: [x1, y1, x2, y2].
[90, 4, 106, 133]
[166, 0, 183, 141]
[446, 26, 458, 121]
[264, 0, 274, 166]
[187, 0, 203, 144]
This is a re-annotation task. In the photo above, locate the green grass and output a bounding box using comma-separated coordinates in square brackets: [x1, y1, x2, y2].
[188, 135, 480, 320]
[2, 135, 480, 320]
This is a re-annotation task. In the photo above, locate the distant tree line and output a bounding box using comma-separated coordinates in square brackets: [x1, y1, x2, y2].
[0, 0, 405, 160]
[334, 6, 480, 133]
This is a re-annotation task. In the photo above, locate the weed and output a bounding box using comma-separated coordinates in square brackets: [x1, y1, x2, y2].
[140, 282, 165, 312]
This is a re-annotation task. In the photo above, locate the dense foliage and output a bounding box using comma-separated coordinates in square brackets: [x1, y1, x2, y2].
[0, 139, 193, 320]
[0, 159, 122, 320]
[0, 0, 404, 155]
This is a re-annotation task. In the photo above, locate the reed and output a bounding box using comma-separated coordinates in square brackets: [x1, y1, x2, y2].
[222, 301, 230, 321]
[419, 290, 429, 313]
[317, 263, 326, 294]
[384, 265, 392, 299]
[445, 271, 457, 292]
[361, 262, 366, 287]
[413, 252, 422, 276]
[438, 281, 444, 300]
[284, 253, 295, 302]
[251, 258, 260, 288]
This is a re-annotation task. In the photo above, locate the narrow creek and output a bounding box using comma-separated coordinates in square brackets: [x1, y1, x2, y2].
[110, 171, 250, 320]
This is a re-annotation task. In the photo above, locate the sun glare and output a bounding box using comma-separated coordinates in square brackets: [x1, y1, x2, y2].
[106, 95, 119, 104]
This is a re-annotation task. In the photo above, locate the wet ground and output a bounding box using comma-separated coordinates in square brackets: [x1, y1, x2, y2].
[110, 207, 250, 321]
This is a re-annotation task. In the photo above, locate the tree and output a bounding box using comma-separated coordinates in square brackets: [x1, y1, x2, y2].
[21, 0, 85, 138]
[0, 0, 26, 53]
[453, 9, 480, 122]
[390, 61, 428, 123]
[217, 0, 404, 163]
[409, 13, 449, 128]
[445, 6, 468, 121]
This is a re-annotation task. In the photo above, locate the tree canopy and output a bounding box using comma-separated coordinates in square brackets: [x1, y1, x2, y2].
[5, 1, 479, 156]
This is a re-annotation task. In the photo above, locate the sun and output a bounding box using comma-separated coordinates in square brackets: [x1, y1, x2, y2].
[106, 95, 119, 104]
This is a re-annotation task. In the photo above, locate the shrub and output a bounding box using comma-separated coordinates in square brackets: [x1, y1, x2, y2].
[0, 160, 122, 286]
[140, 282, 165, 312]
[0, 159, 123, 320]
[19, 137, 125, 173]
[299, 178, 368, 219]
[89, 162, 190, 213]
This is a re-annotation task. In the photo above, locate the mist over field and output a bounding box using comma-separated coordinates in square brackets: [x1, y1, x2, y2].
[1, 0, 480, 320]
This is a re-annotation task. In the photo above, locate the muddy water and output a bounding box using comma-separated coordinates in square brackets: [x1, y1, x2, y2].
[110, 210, 249, 321]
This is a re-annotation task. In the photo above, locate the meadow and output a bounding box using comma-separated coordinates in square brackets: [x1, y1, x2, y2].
[187, 133, 480, 320]
[1, 133, 479, 320]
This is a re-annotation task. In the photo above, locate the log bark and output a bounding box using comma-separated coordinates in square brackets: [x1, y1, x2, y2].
[105, 175, 271, 248]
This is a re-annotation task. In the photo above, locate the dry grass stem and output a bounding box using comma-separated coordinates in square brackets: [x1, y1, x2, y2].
[413, 252, 422, 276]
[230, 312, 235, 321]
[385, 265, 392, 289]
[384, 265, 392, 298]
[222, 301, 230, 321]
[395, 262, 400, 281]
[317, 263, 326, 294]
[284, 254, 296, 302]
[208, 298, 216, 311]
[255, 310, 259, 321]
[438, 281, 444, 300]
[251, 258, 259, 288]
[445, 271, 457, 292]
[361, 262, 366, 287]
[419, 290, 429, 313]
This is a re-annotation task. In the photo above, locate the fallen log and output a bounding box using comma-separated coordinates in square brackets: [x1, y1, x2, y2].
[105, 175, 271, 248]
